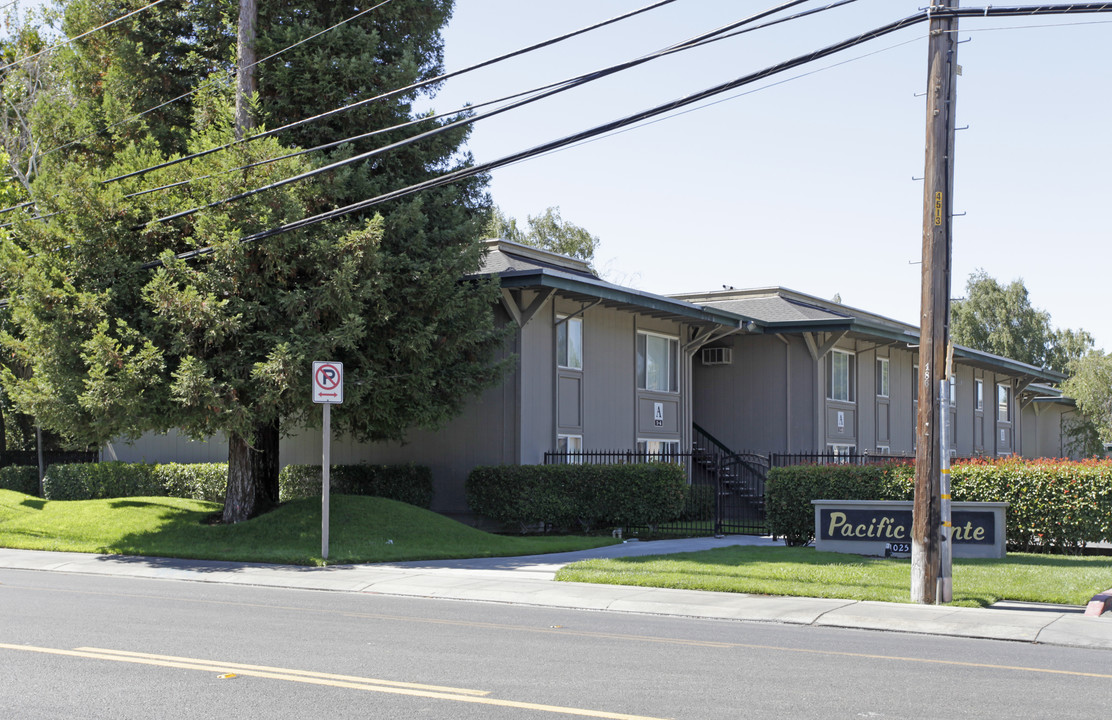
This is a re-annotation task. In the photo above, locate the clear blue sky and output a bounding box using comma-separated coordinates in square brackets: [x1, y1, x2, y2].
[424, 1, 1112, 353]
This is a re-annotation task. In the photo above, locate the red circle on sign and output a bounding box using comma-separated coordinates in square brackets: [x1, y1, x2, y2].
[315, 363, 341, 390]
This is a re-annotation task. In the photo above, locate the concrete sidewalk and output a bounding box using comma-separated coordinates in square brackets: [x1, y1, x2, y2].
[2, 536, 1111, 651]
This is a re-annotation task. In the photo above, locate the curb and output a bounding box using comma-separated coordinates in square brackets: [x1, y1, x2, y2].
[1084, 588, 1112, 617]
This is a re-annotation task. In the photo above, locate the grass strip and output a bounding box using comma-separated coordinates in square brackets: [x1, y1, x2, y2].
[554, 545, 1112, 607]
[0, 489, 617, 566]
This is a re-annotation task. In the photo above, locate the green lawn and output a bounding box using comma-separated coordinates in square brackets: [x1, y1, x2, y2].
[0, 489, 618, 565]
[555, 545, 1112, 608]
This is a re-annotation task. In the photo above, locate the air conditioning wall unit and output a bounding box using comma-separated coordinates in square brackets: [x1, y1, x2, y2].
[701, 347, 732, 366]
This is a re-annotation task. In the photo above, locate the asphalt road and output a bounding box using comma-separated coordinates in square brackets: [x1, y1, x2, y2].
[2, 569, 1110, 719]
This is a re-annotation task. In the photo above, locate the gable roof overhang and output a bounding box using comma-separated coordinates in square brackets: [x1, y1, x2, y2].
[494, 268, 749, 330]
[673, 288, 1065, 385]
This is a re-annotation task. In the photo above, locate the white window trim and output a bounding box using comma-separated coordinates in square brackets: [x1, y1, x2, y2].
[556, 315, 583, 370]
[997, 383, 1011, 424]
[557, 434, 583, 464]
[828, 349, 856, 403]
[637, 439, 681, 461]
[637, 329, 680, 394]
[876, 357, 890, 399]
[827, 443, 857, 463]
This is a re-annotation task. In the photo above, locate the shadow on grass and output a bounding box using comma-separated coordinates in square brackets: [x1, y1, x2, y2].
[20, 498, 45, 510]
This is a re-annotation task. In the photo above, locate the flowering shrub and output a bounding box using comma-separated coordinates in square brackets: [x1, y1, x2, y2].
[768, 458, 1112, 552]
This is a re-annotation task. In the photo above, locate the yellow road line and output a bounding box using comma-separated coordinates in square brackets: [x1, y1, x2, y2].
[0, 643, 670, 720]
[75, 647, 489, 695]
[4, 583, 1110, 681]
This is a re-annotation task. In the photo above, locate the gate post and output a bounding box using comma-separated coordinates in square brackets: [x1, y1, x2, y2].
[713, 454, 723, 536]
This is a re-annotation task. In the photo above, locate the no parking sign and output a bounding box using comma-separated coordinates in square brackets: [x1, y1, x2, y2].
[312, 361, 343, 404]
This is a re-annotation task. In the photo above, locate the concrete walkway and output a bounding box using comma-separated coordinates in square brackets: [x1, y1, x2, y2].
[2, 536, 1111, 651]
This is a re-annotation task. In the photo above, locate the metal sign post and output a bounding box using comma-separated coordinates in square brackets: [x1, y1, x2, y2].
[938, 377, 953, 603]
[312, 361, 343, 561]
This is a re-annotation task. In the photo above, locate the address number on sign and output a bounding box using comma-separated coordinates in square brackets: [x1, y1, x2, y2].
[886, 542, 911, 554]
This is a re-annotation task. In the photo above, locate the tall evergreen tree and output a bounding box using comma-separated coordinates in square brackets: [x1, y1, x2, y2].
[0, 1, 504, 523]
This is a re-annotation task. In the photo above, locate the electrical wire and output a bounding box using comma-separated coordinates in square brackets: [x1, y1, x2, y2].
[144, 10, 930, 269]
[515, 34, 927, 170]
[935, 3, 1112, 18]
[103, 0, 687, 186]
[136, 0, 839, 227]
[126, 0, 855, 202]
[0, 0, 170, 74]
[39, 0, 397, 159]
[0, 0, 400, 216]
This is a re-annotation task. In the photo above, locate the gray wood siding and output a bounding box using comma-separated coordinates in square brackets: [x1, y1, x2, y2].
[582, 307, 636, 448]
[692, 334, 810, 453]
[519, 292, 554, 464]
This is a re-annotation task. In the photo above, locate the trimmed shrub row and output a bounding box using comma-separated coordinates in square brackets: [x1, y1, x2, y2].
[465, 463, 688, 533]
[765, 464, 910, 546]
[35, 461, 433, 508]
[766, 458, 1112, 551]
[0, 465, 40, 495]
[41, 462, 228, 502]
[278, 464, 433, 508]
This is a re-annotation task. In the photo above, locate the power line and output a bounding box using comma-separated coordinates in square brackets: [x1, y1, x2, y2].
[517, 34, 926, 170]
[147, 10, 930, 268]
[935, 2, 1112, 18]
[127, 0, 852, 203]
[103, 0, 687, 186]
[135, 0, 837, 228]
[38, 0, 397, 159]
[0, 0, 170, 74]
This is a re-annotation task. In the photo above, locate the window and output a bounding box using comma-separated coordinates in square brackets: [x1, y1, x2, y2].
[948, 376, 957, 405]
[975, 379, 984, 411]
[829, 350, 855, 402]
[637, 440, 680, 461]
[875, 446, 891, 456]
[997, 384, 1011, 423]
[637, 331, 678, 393]
[556, 316, 582, 369]
[876, 358, 890, 398]
[827, 443, 856, 463]
[913, 364, 919, 403]
[556, 435, 583, 464]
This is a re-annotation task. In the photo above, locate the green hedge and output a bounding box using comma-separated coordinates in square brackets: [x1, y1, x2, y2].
[43, 462, 163, 500]
[766, 458, 1112, 551]
[681, 483, 716, 522]
[38, 462, 226, 501]
[0, 465, 39, 495]
[465, 463, 688, 533]
[158, 463, 228, 503]
[766, 464, 910, 546]
[942, 459, 1112, 552]
[279, 464, 433, 508]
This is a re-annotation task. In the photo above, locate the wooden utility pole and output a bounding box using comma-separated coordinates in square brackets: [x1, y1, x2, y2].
[234, 0, 257, 140]
[912, 0, 959, 605]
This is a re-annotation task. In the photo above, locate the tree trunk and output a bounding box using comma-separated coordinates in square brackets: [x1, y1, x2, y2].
[222, 419, 280, 523]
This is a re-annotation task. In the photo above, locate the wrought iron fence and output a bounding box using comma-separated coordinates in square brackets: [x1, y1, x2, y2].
[544, 445, 769, 537]
[543, 449, 692, 465]
[769, 450, 917, 467]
